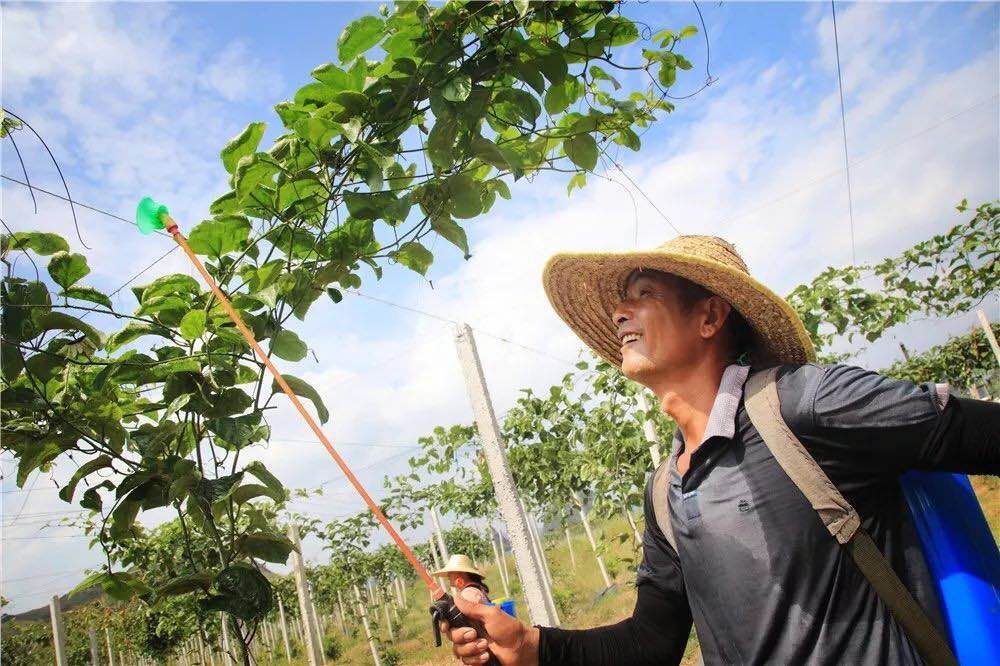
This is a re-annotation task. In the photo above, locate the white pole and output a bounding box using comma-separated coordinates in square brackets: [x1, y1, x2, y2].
[50, 596, 68, 666]
[565, 526, 577, 571]
[276, 595, 292, 662]
[105, 628, 117, 666]
[221, 616, 232, 664]
[522, 500, 559, 624]
[381, 588, 395, 642]
[288, 525, 324, 666]
[976, 308, 1000, 368]
[494, 524, 512, 589]
[638, 391, 663, 467]
[454, 323, 560, 627]
[490, 526, 511, 596]
[337, 590, 350, 635]
[309, 597, 327, 665]
[430, 507, 450, 560]
[572, 490, 613, 589]
[89, 628, 101, 665]
[353, 584, 382, 666]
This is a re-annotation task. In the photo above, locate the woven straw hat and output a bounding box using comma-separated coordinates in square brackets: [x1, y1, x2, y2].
[541, 235, 816, 368]
[431, 554, 484, 578]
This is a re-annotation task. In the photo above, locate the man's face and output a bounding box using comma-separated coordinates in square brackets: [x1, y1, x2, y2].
[611, 272, 703, 385]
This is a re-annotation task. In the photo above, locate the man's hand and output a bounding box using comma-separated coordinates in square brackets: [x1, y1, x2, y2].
[438, 592, 541, 666]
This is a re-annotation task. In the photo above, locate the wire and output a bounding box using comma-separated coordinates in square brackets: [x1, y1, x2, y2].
[606, 157, 683, 235]
[344, 289, 578, 367]
[831, 1, 857, 264]
[714, 95, 998, 229]
[6, 471, 40, 527]
[1, 174, 170, 237]
[1, 569, 87, 585]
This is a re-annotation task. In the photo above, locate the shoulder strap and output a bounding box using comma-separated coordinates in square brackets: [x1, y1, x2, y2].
[744, 367, 956, 666]
[651, 456, 678, 553]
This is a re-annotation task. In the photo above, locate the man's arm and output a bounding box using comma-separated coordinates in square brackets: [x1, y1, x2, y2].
[536, 476, 692, 665]
[779, 363, 1000, 476]
[443, 476, 692, 666]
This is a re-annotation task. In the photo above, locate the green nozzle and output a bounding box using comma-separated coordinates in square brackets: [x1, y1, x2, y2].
[136, 197, 169, 235]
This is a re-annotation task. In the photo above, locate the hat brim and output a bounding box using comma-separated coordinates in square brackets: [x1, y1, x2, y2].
[431, 566, 484, 578]
[542, 248, 816, 368]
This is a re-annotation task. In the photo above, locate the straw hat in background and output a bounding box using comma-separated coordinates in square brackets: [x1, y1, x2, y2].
[431, 554, 484, 579]
[541, 235, 816, 368]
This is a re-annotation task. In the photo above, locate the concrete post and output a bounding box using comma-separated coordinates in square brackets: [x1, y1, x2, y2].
[490, 526, 511, 596]
[221, 616, 232, 664]
[638, 391, 663, 467]
[565, 526, 577, 572]
[494, 524, 512, 589]
[521, 499, 559, 624]
[353, 584, 382, 666]
[976, 308, 1000, 368]
[288, 525, 324, 666]
[105, 628, 117, 666]
[276, 594, 292, 662]
[454, 323, 559, 627]
[89, 628, 101, 665]
[572, 490, 613, 589]
[430, 507, 450, 560]
[49, 596, 68, 666]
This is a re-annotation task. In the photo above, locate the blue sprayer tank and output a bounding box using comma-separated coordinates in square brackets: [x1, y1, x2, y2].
[900, 472, 1000, 664]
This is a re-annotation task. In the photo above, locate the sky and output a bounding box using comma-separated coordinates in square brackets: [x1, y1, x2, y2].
[2, 1, 997, 615]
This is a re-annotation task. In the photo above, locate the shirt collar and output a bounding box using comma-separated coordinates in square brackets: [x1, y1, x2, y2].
[702, 363, 751, 444]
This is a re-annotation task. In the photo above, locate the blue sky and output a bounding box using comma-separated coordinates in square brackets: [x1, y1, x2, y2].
[3, 1, 997, 614]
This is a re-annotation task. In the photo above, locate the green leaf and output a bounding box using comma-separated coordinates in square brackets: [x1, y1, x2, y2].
[446, 174, 483, 219]
[47, 252, 90, 290]
[564, 133, 599, 171]
[431, 217, 470, 259]
[36, 311, 102, 345]
[393, 241, 433, 276]
[68, 571, 112, 599]
[200, 563, 272, 621]
[17, 440, 65, 487]
[140, 273, 201, 303]
[679, 24, 699, 40]
[272, 374, 329, 423]
[9, 231, 69, 256]
[238, 532, 296, 564]
[271, 329, 307, 362]
[471, 135, 508, 170]
[221, 122, 266, 174]
[567, 171, 587, 195]
[442, 73, 472, 102]
[105, 323, 173, 352]
[179, 310, 207, 341]
[187, 216, 251, 257]
[337, 15, 385, 63]
[595, 16, 639, 47]
[537, 53, 568, 84]
[1, 341, 23, 381]
[158, 572, 214, 597]
[245, 461, 285, 501]
[61, 285, 112, 309]
[59, 455, 112, 503]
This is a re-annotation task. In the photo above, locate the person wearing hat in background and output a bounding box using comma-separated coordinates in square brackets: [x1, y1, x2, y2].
[434, 554, 492, 605]
[440, 236, 999, 665]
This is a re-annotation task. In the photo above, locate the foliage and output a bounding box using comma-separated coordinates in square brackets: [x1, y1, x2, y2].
[324, 632, 344, 660]
[881, 323, 1000, 392]
[443, 525, 491, 561]
[787, 200, 998, 352]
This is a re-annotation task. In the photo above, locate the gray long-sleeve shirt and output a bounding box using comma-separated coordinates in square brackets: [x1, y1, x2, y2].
[539, 363, 1000, 665]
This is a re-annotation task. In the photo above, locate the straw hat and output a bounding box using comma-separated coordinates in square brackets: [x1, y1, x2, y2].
[431, 554, 484, 578]
[541, 235, 816, 368]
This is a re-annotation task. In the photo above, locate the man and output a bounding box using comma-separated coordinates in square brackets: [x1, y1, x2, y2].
[441, 235, 999, 665]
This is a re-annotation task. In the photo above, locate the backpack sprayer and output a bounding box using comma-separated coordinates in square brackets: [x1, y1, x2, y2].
[135, 197, 499, 665]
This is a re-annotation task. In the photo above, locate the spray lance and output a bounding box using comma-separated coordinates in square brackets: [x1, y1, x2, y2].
[136, 197, 499, 664]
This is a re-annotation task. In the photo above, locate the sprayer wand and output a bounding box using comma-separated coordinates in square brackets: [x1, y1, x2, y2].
[136, 197, 498, 665]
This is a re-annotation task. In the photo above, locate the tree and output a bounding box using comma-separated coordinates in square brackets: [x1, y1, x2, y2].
[787, 200, 998, 355]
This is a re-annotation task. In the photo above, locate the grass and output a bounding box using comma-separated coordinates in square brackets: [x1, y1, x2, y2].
[258, 476, 999, 665]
